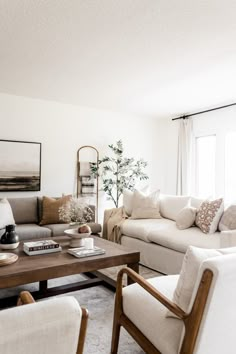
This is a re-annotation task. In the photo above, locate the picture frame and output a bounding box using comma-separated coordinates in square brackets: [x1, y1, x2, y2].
[0, 139, 41, 191]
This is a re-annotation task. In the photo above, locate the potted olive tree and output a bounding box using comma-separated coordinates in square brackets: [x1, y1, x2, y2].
[90, 140, 149, 208]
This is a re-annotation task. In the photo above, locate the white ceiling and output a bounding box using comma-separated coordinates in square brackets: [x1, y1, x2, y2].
[0, 0, 236, 118]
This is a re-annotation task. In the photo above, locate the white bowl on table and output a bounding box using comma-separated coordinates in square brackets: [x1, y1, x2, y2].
[64, 229, 91, 247]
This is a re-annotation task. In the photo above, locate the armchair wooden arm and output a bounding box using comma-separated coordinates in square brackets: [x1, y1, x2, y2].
[112, 266, 213, 354]
[117, 267, 186, 319]
[17, 291, 35, 306]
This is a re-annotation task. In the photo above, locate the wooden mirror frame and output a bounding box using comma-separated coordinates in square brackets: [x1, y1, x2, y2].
[77, 145, 99, 222]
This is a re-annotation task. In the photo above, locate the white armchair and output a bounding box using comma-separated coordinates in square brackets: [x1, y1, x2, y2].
[0, 291, 88, 354]
[111, 252, 236, 354]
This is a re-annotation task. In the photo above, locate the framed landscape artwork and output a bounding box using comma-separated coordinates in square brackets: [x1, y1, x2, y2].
[0, 139, 41, 191]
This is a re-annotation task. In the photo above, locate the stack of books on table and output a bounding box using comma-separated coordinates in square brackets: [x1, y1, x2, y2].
[23, 240, 62, 256]
[67, 246, 105, 258]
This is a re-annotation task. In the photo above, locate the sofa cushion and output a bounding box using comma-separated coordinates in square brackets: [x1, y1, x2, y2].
[160, 194, 190, 221]
[195, 198, 224, 234]
[169, 246, 221, 315]
[169, 246, 236, 317]
[131, 189, 161, 219]
[0, 198, 15, 229]
[15, 224, 51, 240]
[123, 275, 183, 354]
[219, 205, 236, 231]
[40, 195, 71, 225]
[190, 196, 205, 209]
[8, 197, 38, 224]
[121, 218, 175, 243]
[148, 223, 222, 253]
[176, 206, 197, 230]
[123, 186, 149, 216]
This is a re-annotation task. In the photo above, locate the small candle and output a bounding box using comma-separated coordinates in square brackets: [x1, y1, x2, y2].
[84, 238, 94, 250]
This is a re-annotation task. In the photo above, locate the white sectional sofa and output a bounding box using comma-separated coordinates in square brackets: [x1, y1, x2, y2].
[119, 194, 236, 274]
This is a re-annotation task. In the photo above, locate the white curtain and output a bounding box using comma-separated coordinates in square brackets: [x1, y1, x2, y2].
[176, 118, 193, 195]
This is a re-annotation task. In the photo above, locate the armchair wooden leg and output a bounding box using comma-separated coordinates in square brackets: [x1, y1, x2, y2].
[111, 309, 121, 354]
[77, 307, 89, 354]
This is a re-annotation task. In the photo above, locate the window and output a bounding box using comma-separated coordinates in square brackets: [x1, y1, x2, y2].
[225, 132, 236, 203]
[195, 135, 216, 198]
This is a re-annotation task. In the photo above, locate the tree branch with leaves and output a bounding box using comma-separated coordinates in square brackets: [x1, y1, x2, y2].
[90, 140, 149, 208]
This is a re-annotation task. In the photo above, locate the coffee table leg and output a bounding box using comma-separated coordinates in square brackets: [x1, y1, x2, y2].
[127, 262, 139, 285]
[39, 280, 48, 294]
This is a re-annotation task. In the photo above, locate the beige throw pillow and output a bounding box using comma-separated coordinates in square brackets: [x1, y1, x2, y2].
[176, 206, 197, 230]
[0, 198, 15, 229]
[131, 189, 161, 219]
[219, 205, 236, 231]
[40, 195, 71, 225]
[123, 186, 149, 216]
[195, 198, 224, 234]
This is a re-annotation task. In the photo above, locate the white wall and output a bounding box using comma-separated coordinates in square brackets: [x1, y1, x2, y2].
[0, 93, 159, 220]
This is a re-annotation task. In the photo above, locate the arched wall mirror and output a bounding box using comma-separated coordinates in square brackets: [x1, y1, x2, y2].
[77, 146, 99, 222]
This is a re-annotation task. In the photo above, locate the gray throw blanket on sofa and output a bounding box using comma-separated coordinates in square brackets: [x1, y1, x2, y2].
[102, 207, 128, 243]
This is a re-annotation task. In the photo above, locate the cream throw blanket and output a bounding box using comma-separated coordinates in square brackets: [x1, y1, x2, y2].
[102, 207, 128, 243]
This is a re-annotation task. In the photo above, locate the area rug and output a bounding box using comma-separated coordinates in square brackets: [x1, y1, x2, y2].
[0, 265, 160, 354]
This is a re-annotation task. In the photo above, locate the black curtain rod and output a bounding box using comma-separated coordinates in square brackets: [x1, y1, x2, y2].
[172, 102, 236, 121]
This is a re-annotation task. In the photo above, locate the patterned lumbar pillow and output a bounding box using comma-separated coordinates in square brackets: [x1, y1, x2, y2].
[195, 198, 224, 234]
[176, 206, 197, 230]
[0, 198, 15, 229]
[219, 205, 236, 231]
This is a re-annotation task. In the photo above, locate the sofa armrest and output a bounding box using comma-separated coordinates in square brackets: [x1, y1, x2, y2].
[220, 230, 236, 247]
[0, 296, 85, 354]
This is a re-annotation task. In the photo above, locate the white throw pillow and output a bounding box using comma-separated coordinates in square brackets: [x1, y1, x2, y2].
[0, 198, 15, 229]
[131, 189, 161, 219]
[195, 198, 224, 234]
[176, 206, 197, 230]
[219, 205, 236, 231]
[123, 186, 149, 216]
[160, 194, 190, 221]
[167, 245, 236, 317]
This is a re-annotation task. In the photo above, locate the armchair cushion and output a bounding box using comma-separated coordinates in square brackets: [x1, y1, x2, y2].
[0, 296, 82, 354]
[170, 246, 236, 316]
[123, 274, 184, 354]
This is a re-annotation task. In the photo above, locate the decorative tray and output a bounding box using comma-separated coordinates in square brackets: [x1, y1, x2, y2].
[0, 253, 18, 266]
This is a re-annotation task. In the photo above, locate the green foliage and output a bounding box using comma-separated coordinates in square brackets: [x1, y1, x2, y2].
[90, 140, 149, 208]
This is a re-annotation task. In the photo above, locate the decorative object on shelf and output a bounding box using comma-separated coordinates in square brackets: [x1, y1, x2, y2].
[0, 224, 19, 249]
[0, 253, 18, 266]
[58, 197, 94, 225]
[77, 146, 99, 222]
[90, 140, 149, 208]
[0, 139, 41, 191]
[64, 226, 91, 247]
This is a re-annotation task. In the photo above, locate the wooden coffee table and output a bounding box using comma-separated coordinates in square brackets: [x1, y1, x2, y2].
[0, 235, 140, 308]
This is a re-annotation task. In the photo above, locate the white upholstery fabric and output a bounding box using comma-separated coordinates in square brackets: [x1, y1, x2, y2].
[190, 196, 205, 209]
[176, 206, 197, 230]
[131, 189, 161, 219]
[123, 275, 183, 354]
[121, 218, 174, 243]
[0, 198, 15, 229]
[219, 204, 236, 231]
[160, 194, 190, 221]
[121, 235, 184, 274]
[123, 186, 149, 216]
[188, 254, 236, 354]
[170, 246, 221, 315]
[0, 296, 82, 354]
[148, 224, 222, 253]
